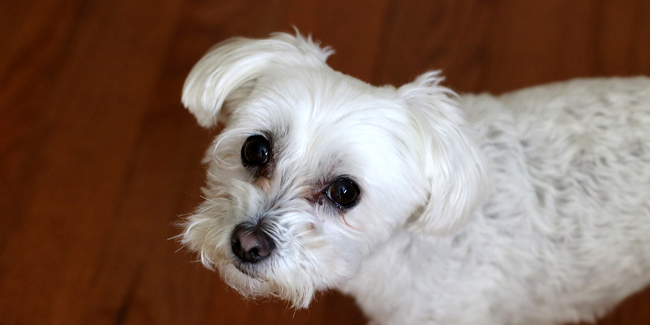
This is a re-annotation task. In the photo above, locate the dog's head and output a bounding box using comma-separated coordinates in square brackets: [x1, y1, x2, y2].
[180, 32, 486, 308]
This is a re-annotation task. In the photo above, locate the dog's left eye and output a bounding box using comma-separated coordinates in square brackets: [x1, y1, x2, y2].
[241, 135, 270, 167]
[325, 178, 360, 208]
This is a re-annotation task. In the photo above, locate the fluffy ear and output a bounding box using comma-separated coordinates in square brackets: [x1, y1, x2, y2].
[182, 32, 333, 127]
[400, 71, 488, 236]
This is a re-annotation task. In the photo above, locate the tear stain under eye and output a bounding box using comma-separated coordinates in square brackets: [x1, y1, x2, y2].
[303, 186, 321, 204]
[255, 176, 271, 191]
[255, 164, 274, 179]
[305, 223, 316, 232]
[341, 213, 358, 230]
[301, 185, 357, 229]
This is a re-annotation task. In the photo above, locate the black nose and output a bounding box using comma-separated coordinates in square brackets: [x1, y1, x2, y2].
[230, 223, 275, 263]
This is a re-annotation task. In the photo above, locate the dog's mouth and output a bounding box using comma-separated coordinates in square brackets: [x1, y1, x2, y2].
[232, 260, 263, 279]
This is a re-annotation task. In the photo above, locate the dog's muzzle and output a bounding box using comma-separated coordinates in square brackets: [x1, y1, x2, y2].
[230, 223, 275, 263]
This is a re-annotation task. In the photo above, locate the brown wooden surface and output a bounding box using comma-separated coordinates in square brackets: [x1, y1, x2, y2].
[1, 0, 649, 324]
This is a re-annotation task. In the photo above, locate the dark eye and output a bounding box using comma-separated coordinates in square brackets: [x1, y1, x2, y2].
[325, 178, 360, 208]
[241, 135, 270, 166]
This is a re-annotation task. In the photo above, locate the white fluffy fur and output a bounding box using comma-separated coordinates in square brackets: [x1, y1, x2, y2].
[180, 32, 650, 324]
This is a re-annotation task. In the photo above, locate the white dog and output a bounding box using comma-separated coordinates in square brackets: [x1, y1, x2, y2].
[179, 32, 650, 324]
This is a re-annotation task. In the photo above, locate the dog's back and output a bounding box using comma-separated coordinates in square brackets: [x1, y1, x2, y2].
[495, 78, 650, 323]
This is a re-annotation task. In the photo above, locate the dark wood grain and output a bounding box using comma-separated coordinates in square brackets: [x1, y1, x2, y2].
[1, 0, 649, 324]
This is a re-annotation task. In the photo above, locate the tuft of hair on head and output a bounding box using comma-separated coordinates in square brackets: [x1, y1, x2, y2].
[182, 31, 334, 128]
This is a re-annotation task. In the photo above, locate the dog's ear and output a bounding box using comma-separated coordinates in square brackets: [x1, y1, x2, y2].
[399, 71, 488, 236]
[182, 32, 333, 127]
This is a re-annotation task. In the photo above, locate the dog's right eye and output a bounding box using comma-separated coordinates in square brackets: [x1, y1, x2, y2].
[325, 178, 360, 209]
[241, 135, 270, 167]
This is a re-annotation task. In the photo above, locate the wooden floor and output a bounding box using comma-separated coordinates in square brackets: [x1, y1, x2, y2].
[2, 0, 650, 324]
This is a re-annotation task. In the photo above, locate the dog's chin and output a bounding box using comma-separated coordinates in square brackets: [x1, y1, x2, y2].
[219, 263, 270, 297]
[218, 258, 316, 309]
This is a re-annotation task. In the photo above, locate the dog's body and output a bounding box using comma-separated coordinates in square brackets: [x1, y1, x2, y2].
[346, 79, 650, 324]
[180, 33, 650, 324]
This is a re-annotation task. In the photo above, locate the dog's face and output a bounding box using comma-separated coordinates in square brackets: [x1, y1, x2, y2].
[180, 33, 486, 308]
